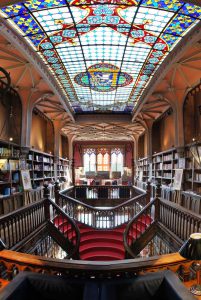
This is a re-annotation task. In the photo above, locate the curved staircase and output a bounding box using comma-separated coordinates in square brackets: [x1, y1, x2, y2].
[54, 215, 152, 261]
[77, 222, 126, 261]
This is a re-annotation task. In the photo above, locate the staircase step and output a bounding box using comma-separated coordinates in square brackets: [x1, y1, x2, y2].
[79, 237, 123, 246]
[79, 231, 124, 241]
[80, 249, 124, 261]
[54, 214, 152, 261]
[79, 242, 124, 253]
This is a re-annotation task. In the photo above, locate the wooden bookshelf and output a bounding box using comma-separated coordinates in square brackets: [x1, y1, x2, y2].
[136, 149, 179, 197]
[0, 140, 23, 215]
[0, 140, 21, 197]
[184, 143, 201, 195]
[152, 148, 178, 186]
[136, 157, 148, 190]
[27, 149, 55, 189]
[57, 157, 70, 190]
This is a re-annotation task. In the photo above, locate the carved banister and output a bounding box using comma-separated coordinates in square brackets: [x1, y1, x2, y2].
[0, 250, 194, 282]
[48, 198, 80, 259]
[0, 200, 46, 249]
[58, 187, 147, 228]
[159, 199, 201, 241]
[123, 198, 157, 258]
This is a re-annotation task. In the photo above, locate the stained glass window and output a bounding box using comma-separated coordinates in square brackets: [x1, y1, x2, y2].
[97, 152, 110, 171]
[1, 0, 200, 113]
[83, 148, 96, 172]
[111, 148, 123, 174]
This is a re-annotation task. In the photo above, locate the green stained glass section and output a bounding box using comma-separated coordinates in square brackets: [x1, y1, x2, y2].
[0, 0, 200, 113]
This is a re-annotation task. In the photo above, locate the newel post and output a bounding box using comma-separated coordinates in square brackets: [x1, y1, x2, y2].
[146, 181, 151, 204]
[154, 183, 161, 221]
[54, 181, 61, 206]
[44, 184, 50, 220]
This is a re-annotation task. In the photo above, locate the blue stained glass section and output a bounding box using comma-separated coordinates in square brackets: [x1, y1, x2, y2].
[179, 4, 201, 19]
[141, 0, 184, 11]
[28, 33, 46, 47]
[11, 14, 43, 35]
[1, 4, 26, 17]
[164, 14, 196, 36]
[24, 0, 66, 11]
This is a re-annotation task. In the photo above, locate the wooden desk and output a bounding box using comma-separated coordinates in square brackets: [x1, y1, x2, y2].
[184, 280, 201, 300]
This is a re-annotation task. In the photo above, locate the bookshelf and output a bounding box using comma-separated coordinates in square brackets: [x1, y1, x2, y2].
[135, 149, 179, 197]
[184, 143, 201, 194]
[27, 149, 55, 189]
[0, 140, 23, 214]
[136, 157, 148, 190]
[57, 157, 70, 190]
[152, 148, 179, 186]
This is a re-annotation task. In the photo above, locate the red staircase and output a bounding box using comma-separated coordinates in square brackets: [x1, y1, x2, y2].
[77, 222, 126, 261]
[54, 215, 152, 261]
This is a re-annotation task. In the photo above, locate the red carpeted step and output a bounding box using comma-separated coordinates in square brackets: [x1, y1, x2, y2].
[79, 241, 124, 252]
[54, 215, 152, 261]
[80, 249, 124, 261]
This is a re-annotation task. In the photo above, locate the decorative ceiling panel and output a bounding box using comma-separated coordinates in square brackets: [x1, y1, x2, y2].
[1, 0, 201, 113]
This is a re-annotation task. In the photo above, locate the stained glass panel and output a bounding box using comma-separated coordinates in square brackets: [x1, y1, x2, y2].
[1, 0, 200, 113]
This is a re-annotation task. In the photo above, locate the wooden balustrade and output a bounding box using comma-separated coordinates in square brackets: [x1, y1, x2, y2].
[0, 200, 46, 249]
[0, 250, 194, 282]
[48, 199, 80, 259]
[70, 185, 138, 201]
[0, 190, 80, 258]
[57, 188, 147, 229]
[159, 199, 201, 241]
[124, 198, 157, 258]
[181, 191, 201, 214]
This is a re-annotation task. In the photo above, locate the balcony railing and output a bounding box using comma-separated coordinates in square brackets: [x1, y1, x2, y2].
[124, 198, 158, 258]
[0, 186, 80, 259]
[0, 250, 195, 282]
[56, 185, 147, 229]
[159, 198, 201, 241]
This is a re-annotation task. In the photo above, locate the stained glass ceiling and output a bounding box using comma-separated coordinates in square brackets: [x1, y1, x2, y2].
[1, 1, 201, 113]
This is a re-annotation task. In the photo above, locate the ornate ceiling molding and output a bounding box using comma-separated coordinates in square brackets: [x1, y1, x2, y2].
[0, 18, 75, 122]
[132, 21, 201, 122]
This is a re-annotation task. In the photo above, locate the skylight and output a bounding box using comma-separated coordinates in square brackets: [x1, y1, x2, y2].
[1, 0, 201, 113]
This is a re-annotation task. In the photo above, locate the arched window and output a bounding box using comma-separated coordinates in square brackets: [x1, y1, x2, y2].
[83, 147, 124, 174]
[97, 149, 110, 171]
[83, 148, 96, 172]
[111, 148, 123, 174]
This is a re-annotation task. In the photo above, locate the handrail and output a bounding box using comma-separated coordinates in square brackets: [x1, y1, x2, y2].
[0, 197, 80, 259]
[0, 200, 46, 249]
[159, 198, 201, 241]
[57, 188, 147, 228]
[124, 198, 157, 258]
[48, 199, 80, 259]
[69, 185, 140, 201]
[61, 191, 146, 211]
[0, 250, 194, 282]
